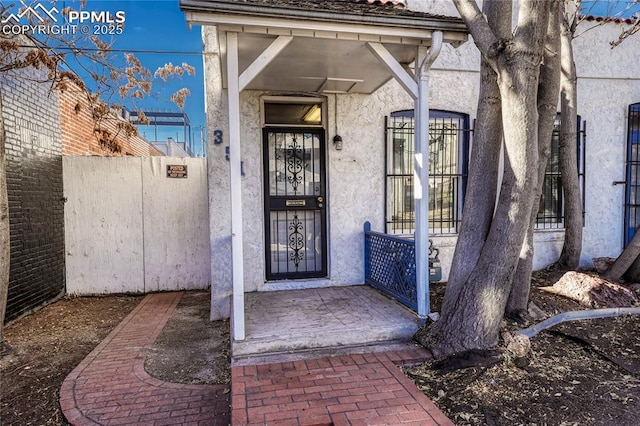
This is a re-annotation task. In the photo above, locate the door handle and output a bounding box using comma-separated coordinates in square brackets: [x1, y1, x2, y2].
[317, 196, 324, 208]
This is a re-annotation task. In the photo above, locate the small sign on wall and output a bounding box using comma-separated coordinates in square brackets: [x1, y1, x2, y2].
[167, 165, 188, 178]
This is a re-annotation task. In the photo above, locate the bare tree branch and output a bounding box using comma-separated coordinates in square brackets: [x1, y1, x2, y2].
[610, 17, 640, 47]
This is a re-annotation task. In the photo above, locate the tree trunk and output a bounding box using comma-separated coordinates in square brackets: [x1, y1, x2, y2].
[622, 254, 640, 282]
[439, 0, 507, 313]
[426, 0, 549, 358]
[555, 12, 583, 269]
[507, 0, 562, 317]
[605, 226, 640, 282]
[0, 92, 9, 344]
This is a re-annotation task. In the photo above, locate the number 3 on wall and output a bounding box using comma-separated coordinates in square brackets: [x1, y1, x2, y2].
[213, 129, 223, 145]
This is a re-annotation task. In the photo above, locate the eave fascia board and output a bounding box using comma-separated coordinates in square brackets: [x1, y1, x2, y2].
[181, 0, 467, 31]
[184, 10, 468, 46]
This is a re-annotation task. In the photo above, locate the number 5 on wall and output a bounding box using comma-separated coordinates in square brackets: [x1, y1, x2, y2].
[225, 146, 245, 177]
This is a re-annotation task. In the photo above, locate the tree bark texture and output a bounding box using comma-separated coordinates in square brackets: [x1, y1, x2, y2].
[0, 92, 9, 344]
[555, 10, 583, 269]
[605, 226, 640, 282]
[622, 254, 640, 283]
[425, 0, 549, 358]
[508, 0, 562, 316]
[440, 0, 508, 314]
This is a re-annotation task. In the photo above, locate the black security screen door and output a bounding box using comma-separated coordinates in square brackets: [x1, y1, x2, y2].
[264, 128, 327, 280]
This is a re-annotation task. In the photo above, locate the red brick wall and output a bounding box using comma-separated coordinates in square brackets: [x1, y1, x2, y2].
[60, 85, 163, 157]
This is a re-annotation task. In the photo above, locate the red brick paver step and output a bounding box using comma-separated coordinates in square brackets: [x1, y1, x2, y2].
[60, 292, 230, 425]
[232, 348, 453, 426]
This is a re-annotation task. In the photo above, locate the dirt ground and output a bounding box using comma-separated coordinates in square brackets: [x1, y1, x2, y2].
[0, 295, 142, 425]
[0, 292, 230, 425]
[406, 270, 640, 426]
[1, 272, 639, 425]
[143, 292, 231, 385]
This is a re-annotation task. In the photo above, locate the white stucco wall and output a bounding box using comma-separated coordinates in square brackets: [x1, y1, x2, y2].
[203, 26, 233, 319]
[202, 10, 640, 307]
[406, 1, 640, 263]
[221, 73, 483, 292]
[572, 21, 640, 265]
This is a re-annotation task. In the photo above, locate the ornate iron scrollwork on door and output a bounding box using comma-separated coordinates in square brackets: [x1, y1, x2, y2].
[288, 214, 305, 268]
[285, 137, 303, 193]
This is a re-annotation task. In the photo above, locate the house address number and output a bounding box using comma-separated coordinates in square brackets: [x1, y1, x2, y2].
[213, 129, 223, 145]
[167, 165, 188, 178]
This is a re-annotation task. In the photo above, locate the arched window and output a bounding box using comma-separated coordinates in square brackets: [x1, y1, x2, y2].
[385, 110, 470, 234]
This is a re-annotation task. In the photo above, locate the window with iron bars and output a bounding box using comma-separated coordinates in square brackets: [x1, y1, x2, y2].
[385, 110, 470, 235]
[385, 111, 584, 235]
[535, 115, 586, 229]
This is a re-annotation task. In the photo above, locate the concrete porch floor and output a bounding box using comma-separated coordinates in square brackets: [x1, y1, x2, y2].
[232, 285, 420, 361]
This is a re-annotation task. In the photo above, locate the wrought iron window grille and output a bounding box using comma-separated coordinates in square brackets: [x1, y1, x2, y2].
[384, 110, 471, 235]
[534, 115, 586, 230]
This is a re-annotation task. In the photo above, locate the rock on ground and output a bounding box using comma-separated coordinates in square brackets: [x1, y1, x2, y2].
[541, 271, 638, 308]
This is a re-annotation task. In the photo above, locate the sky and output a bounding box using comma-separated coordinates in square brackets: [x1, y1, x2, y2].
[583, 0, 640, 18]
[85, 0, 205, 153]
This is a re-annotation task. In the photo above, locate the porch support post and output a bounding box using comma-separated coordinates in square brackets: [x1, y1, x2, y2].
[414, 31, 443, 320]
[227, 32, 245, 341]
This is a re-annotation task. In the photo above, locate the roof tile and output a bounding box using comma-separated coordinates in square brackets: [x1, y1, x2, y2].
[352, 0, 405, 8]
[581, 14, 637, 24]
[180, 0, 464, 27]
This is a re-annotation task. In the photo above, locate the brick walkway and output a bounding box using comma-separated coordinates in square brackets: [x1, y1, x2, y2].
[60, 291, 453, 426]
[232, 349, 453, 426]
[60, 292, 230, 425]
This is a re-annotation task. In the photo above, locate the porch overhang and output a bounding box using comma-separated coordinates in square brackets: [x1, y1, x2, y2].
[180, 0, 469, 345]
[181, 0, 468, 94]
